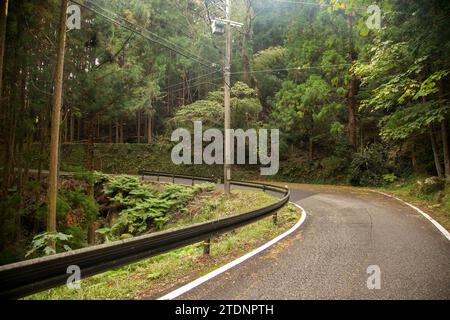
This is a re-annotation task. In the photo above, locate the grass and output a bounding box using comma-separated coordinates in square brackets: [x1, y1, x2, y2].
[24, 189, 298, 300]
[378, 176, 450, 231]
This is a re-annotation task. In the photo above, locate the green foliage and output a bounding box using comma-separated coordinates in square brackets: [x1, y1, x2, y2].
[62, 226, 88, 249]
[56, 197, 71, 222]
[273, 74, 343, 150]
[62, 189, 99, 223]
[320, 156, 348, 181]
[170, 100, 223, 129]
[170, 82, 262, 130]
[26, 232, 73, 258]
[348, 144, 388, 186]
[103, 175, 144, 197]
[99, 175, 214, 240]
[108, 199, 171, 236]
[383, 173, 398, 184]
[253, 46, 287, 108]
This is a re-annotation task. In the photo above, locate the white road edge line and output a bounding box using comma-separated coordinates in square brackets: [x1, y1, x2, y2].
[157, 202, 307, 300]
[374, 190, 450, 241]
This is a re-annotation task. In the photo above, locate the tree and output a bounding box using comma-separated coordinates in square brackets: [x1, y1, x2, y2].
[274, 75, 344, 160]
[355, 0, 450, 178]
[171, 81, 262, 130]
[47, 0, 69, 236]
[0, 0, 8, 118]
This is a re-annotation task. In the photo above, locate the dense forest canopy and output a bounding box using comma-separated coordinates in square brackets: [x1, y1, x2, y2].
[0, 0, 449, 263]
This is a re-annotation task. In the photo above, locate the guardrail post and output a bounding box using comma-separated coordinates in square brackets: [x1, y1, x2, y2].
[203, 238, 211, 255]
[191, 176, 194, 186]
[172, 174, 175, 183]
[273, 211, 278, 225]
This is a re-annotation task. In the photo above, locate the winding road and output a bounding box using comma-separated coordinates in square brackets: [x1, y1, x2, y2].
[170, 184, 450, 300]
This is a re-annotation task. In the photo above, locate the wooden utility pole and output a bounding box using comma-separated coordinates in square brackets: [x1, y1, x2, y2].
[223, 0, 232, 196]
[47, 0, 68, 235]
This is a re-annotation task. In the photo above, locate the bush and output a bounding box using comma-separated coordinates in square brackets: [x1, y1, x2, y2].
[383, 173, 398, 184]
[62, 188, 99, 223]
[98, 175, 215, 240]
[25, 232, 72, 258]
[62, 225, 88, 249]
[320, 156, 348, 181]
[348, 143, 388, 186]
[417, 177, 446, 195]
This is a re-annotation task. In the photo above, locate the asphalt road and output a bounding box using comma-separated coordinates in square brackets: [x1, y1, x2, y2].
[174, 184, 450, 300]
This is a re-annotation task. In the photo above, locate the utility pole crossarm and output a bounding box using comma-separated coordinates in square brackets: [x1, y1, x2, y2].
[214, 17, 243, 28]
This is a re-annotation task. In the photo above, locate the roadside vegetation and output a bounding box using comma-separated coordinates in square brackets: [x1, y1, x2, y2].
[378, 176, 450, 231]
[24, 191, 298, 300]
[0, 172, 216, 264]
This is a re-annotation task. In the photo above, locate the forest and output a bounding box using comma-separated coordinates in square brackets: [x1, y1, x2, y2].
[0, 0, 449, 272]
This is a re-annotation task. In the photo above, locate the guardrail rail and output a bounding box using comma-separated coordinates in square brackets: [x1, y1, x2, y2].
[0, 171, 290, 299]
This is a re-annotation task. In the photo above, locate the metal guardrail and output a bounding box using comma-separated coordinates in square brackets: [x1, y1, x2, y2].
[0, 171, 290, 300]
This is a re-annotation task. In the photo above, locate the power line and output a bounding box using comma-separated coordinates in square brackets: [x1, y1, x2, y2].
[69, 1, 359, 102]
[272, 0, 410, 15]
[159, 75, 224, 98]
[229, 63, 354, 75]
[70, 0, 219, 70]
[272, 0, 367, 13]
[82, 0, 218, 68]
[161, 70, 222, 92]
[159, 62, 357, 102]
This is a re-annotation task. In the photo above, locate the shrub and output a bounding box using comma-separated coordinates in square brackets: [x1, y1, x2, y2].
[26, 232, 72, 258]
[103, 175, 143, 196]
[348, 143, 388, 186]
[320, 156, 348, 181]
[62, 188, 99, 223]
[383, 173, 398, 184]
[417, 177, 446, 195]
[98, 175, 215, 240]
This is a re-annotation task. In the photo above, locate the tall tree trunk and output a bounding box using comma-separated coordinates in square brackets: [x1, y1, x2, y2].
[47, 0, 68, 236]
[241, 0, 254, 86]
[347, 78, 358, 150]
[2, 101, 16, 193]
[147, 113, 152, 144]
[63, 108, 68, 143]
[119, 119, 124, 143]
[1, 0, 14, 195]
[86, 118, 97, 245]
[411, 140, 419, 173]
[346, 14, 359, 151]
[96, 116, 100, 140]
[69, 111, 74, 142]
[115, 121, 119, 143]
[137, 110, 141, 143]
[439, 80, 450, 180]
[429, 125, 444, 178]
[85, 118, 95, 215]
[0, 0, 8, 117]
[108, 121, 112, 144]
[77, 117, 80, 141]
[37, 99, 50, 190]
[441, 119, 450, 180]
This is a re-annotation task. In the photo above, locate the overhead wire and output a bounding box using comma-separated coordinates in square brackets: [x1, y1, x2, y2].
[85, 0, 218, 68]
[70, 0, 219, 70]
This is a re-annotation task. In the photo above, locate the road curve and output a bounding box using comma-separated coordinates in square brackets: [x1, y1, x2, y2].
[173, 184, 450, 300]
